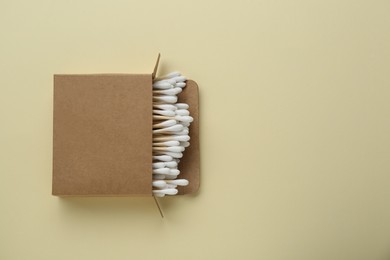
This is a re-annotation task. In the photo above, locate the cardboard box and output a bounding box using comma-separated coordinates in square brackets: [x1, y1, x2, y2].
[52, 56, 199, 196]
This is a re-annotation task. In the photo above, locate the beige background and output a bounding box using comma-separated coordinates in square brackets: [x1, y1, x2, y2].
[1, 0, 390, 259]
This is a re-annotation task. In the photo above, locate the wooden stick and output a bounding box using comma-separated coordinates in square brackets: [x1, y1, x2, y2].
[153, 146, 184, 152]
[153, 115, 171, 120]
[153, 141, 180, 147]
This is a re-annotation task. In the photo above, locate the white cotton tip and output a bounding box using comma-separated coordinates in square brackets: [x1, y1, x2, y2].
[153, 120, 177, 128]
[153, 189, 178, 196]
[164, 141, 181, 146]
[153, 168, 170, 174]
[175, 116, 193, 123]
[180, 141, 190, 148]
[165, 184, 177, 189]
[175, 103, 189, 109]
[181, 121, 190, 127]
[153, 104, 177, 110]
[164, 161, 178, 168]
[152, 180, 167, 188]
[153, 155, 173, 162]
[153, 96, 178, 104]
[175, 82, 186, 88]
[153, 162, 165, 169]
[163, 152, 183, 159]
[165, 71, 181, 78]
[165, 146, 184, 153]
[153, 82, 173, 90]
[154, 87, 182, 95]
[154, 151, 183, 159]
[171, 76, 187, 83]
[166, 179, 189, 186]
[172, 135, 190, 142]
[173, 129, 189, 135]
[153, 110, 176, 117]
[158, 78, 176, 85]
[153, 174, 166, 180]
[173, 87, 183, 94]
[175, 109, 190, 116]
[169, 169, 180, 176]
[153, 124, 183, 134]
[153, 140, 180, 147]
[171, 146, 185, 152]
[164, 188, 178, 195]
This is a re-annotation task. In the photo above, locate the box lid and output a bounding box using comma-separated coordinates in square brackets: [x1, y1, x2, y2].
[52, 74, 153, 196]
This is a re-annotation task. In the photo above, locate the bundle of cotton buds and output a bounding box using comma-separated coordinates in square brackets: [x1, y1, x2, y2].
[152, 72, 193, 197]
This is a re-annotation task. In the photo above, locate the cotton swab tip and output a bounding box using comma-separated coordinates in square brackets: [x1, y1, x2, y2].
[153, 95, 178, 104]
[163, 152, 183, 159]
[153, 124, 183, 134]
[153, 168, 170, 174]
[180, 141, 190, 148]
[153, 87, 182, 95]
[173, 135, 190, 142]
[153, 155, 173, 162]
[153, 189, 178, 195]
[173, 129, 189, 135]
[175, 82, 186, 88]
[169, 169, 180, 176]
[158, 78, 176, 85]
[171, 76, 187, 83]
[175, 116, 193, 123]
[153, 162, 165, 169]
[153, 104, 177, 110]
[152, 180, 167, 188]
[164, 161, 178, 168]
[152, 82, 173, 89]
[176, 109, 190, 116]
[175, 103, 189, 109]
[153, 140, 180, 147]
[153, 110, 176, 117]
[166, 179, 189, 186]
[153, 120, 177, 128]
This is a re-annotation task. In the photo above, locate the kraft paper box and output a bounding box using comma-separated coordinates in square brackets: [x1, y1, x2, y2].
[52, 59, 199, 196]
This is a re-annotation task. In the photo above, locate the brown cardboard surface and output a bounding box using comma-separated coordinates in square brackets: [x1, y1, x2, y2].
[52, 74, 153, 196]
[176, 80, 200, 195]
